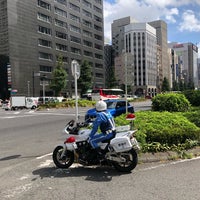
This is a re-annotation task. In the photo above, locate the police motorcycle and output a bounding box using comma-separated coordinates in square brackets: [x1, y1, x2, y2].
[52, 114, 140, 172]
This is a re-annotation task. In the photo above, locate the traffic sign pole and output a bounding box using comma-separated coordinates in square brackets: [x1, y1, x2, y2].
[71, 60, 80, 124]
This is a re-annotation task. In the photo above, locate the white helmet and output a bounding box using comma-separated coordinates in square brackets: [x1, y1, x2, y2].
[95, 100, 107, 111]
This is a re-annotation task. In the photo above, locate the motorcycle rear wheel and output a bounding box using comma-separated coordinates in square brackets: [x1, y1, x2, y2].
[112, 149, 138, 172]
[53, 146, 74, 168]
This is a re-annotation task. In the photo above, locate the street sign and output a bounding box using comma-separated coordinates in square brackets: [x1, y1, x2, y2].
[71, 60, 80, 79]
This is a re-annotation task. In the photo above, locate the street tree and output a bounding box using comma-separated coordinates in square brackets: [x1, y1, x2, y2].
[50, 54, 67, 96]
[106, 66, 117, 88]
[78, 60, 92, 96]
[161, 77, 170, 92]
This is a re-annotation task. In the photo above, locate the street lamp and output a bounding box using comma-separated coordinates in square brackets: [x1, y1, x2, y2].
[32, 71, 40, 97]
[122, 50, 128, 114]
[27, 81, 30, 97]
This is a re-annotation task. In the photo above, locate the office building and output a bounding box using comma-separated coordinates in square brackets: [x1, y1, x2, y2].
[148, 20, 169, 82]
[168, 42, 199, 89]
[123, 22, 157, 96]
[111, 17, 168, 96]
[0, 0, 104, 98]
[111, 16, 136, 58]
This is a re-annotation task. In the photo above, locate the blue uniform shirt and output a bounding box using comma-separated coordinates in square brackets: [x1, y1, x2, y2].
[89, 111, 115, 138]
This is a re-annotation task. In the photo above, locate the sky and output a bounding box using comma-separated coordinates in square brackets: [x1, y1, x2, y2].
[103, 0, 200, 51]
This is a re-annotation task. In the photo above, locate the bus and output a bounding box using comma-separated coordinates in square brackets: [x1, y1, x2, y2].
[91, 88, 124, 101]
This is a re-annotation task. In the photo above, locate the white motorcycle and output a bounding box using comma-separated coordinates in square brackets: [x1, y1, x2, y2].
[53, 119, 140, 172]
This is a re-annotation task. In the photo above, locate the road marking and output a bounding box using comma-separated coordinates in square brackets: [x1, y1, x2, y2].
[19, 174, 31, 180]
[2, 115, 34, 119]
[36, 153, 52, 159]
[39, 159, 52, 167]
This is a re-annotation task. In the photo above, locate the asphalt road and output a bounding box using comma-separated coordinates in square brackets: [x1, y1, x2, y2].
[0, 103, 200, 200]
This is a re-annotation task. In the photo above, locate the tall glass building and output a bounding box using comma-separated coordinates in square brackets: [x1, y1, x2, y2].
[0, 0, 104, 98]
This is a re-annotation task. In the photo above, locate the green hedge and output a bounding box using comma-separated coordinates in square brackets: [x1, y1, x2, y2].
[183, 90, 200, 106]
[115, 111, 200, 147]
[152, 93, 191, 112]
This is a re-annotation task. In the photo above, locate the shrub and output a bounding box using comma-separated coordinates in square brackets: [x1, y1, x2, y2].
[152, 93, 191, 112]
[115, 111, 200, 147]
[182, 107, 200, 127]
[183, 90, 200, 106]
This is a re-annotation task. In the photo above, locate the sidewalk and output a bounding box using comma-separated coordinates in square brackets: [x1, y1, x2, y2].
[138, 146, 200, 163]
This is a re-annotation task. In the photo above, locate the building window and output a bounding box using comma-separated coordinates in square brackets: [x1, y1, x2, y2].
[56, 43, 67, 51]
[55, 31, 67, 40]
[82, 0, 92, 8]
[69, 3, 80, 12]
[94, 43, 102, 50]
[94, 24, 102, 32]
[37, 0, 51, 10]
[95, 63, 103, 69]
[95, 53, 103, 59]
[84, 50, 93, 57]
[95, 73, 103, 78]
[70, 25, 81, 33]
[55, 18, 67, 29]
[94, 34, 102, 41]
[37, 12, 51, 23]
[82, 19, 92, 28]
[40, 65, 52, 72]
[83, 30, 92, 38]
[95, 0, 102, 5]
[82, 9, 92, 18]
[56, 55, 68, 63]
[83, 40, 92, 47]
[39, 52, 53, 60]
[38, 39, 52, 48]
[54, 7, 67, 18]
[69, 14, 80, 23]
[54, 0, 67, 6]
[38, 26, 51, 35]
[71, 47, 81, 55]
[93, 5, 102, 14]
[94, 15, 102, 23]
[70, 36, 81, 44]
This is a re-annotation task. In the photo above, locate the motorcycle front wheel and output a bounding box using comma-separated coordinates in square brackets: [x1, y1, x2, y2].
[52, 146, 74, 168]
[112, 149, 138, 172]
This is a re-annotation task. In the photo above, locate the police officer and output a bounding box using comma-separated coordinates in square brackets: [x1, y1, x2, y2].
[89, 100, 116, 155]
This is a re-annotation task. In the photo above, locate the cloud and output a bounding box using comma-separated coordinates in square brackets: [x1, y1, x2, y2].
[103, 0, 200, 43]
[179, 10, 200, 32]
[164, 8, 179, 24]
[103, 0, 162, 43]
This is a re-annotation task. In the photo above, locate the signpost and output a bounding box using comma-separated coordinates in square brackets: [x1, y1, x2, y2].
[71, 60, 80, 123]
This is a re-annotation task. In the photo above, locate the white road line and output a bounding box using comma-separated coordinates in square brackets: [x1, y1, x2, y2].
[36, 153, 52, 159]
[38, 159, 53, 167]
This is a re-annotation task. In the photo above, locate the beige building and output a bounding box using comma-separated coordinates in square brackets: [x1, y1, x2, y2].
[115, 22, 157, 97]
[111, 17, 169, 96]
[148, 20, 169, 83]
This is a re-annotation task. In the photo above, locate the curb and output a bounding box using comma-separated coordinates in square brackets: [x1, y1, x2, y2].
[138, 146, 200, 163]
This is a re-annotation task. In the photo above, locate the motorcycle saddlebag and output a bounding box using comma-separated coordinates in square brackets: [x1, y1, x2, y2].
[110, 136, 132, 153]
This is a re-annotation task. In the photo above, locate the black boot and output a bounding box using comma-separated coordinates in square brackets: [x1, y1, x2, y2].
[95, 147, 105, 160]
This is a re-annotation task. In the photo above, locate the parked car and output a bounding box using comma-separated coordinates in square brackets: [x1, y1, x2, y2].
[85, 99, 134, 121]
[1, 100, 10, 110]
[37, 97, 57, 105]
